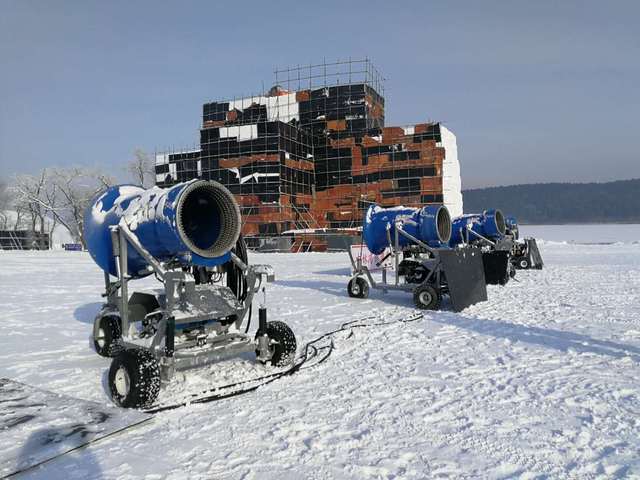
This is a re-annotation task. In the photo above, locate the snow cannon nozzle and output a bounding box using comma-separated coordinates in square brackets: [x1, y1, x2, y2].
[505, 215, 519, 239]
[450, 208, 507, 246]
[487, 209, 506, 237]
[175, 180, 241, 259]
[362, 204, 452, 255]
[83, 180, 241, 278]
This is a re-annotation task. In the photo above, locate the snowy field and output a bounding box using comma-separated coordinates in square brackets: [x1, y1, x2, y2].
[520, 224, 640, 245]
[0, 225, 639, 479]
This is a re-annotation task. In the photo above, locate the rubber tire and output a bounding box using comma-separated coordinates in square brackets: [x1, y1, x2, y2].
[413, 284, 441, 310]
[407, 265, 429, 284]
[519, 258, 529, 269]
[108, 349, 161, 409]
[94, 315, 123, 358]
[347, 277, 369, 299]
[255, 321, 297, 367]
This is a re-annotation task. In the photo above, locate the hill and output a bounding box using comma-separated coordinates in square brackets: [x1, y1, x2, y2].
[462, 179, 640, 224]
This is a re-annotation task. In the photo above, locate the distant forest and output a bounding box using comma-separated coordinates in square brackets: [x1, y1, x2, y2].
[462, 179, 640, 224]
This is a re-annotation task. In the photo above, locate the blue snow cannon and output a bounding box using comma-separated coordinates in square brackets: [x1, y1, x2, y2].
[349, 203, 488, 312]
[83, 179, 296, 410]
[505, 215, 519, 239]
[362, 204, 452, 255]
[83, 179, 242, 278]
[449, 209, 514, 285]
[449, 209, 506, 246]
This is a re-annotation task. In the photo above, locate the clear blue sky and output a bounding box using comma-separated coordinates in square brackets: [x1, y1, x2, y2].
[1, 0, 638, 188]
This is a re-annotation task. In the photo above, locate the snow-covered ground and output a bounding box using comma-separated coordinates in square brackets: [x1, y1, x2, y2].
[0, 225, 639, 479]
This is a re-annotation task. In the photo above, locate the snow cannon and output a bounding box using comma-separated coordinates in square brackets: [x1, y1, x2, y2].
[504, 216, 544, 271]
[84, 180, 242, 279]
[449, 209, 506, 246]
[363, 204, 452, 255]
[505, 216, 519, 239]
[348, 203, 487, 312]
[447, 209, 514, 285]
[84, 180, 296, 410]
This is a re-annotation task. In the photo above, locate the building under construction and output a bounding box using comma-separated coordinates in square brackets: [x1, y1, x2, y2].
[155, 59, 462, 251]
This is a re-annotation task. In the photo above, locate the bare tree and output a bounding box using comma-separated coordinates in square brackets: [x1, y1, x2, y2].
[49, 167, 115, 247]
[0, 179, 9, 229]
[12, 171, 51, 248]
[13, 167, 115, 248]
[127, 149, 155, 188]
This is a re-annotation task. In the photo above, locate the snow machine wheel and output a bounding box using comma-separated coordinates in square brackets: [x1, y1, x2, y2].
[347, 277, 369, 299]
[94, 315, 123, 358]
[255, 321, 297, 367]
[413, 284, 441, 310]
[519, 258, 530, 269]
[108, 349, 160, 409]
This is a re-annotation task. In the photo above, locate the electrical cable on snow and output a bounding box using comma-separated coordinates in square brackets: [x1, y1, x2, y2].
[2, 312, 424, 476]
[2, 417, 153, 479]
[144, 311, 424, 414]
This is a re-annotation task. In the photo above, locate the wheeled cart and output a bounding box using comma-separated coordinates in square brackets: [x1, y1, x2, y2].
[347, 214, 488, 312]
[92, 226, 296, 409]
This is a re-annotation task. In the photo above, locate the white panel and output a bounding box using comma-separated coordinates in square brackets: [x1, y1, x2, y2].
[226, 167, 240, 181]
[218, 124, 258, 141]
[155, 153, 168, 165]
[239, 172, 279, 184]
[266, 92, 299, 122]
[226, 93, 300, 123]
[440, 125, 464, 217]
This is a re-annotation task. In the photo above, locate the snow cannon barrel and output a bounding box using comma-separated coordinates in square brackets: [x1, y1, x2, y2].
[449, 209, 506, 246]
[505, 215, 519, 239]
[362, 204, 452, 255]
[83, 180, 241, 278]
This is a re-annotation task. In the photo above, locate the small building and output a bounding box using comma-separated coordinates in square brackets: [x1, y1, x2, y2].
[0, 230, 50, 250]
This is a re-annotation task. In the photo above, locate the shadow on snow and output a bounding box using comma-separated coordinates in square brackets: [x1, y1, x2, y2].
[432, 313, 640, 362]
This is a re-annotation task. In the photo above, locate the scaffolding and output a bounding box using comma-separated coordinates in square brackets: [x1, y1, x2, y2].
[155, 59, 461, 251]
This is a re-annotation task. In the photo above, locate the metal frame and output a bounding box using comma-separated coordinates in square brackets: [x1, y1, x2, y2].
[348, 219, 445, 295]
[94, 223, 275, 382]
[511, 237, 544, 270]
[347, 218, 492, 313]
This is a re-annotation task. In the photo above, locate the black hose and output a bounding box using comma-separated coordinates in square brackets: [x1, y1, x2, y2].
[244, 304, 252, 334]
[144, 312, 424, 414]
[225, 234, 251, 329]
[226, 234, 248, 301]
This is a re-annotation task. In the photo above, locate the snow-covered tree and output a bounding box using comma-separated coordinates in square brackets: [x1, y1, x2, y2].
[49, 167, 115, 247]
[13, 171, 49, 245]
[0, 179, 10, 229]
[13, 167, 115, 248]
[126, 149, 155, 188]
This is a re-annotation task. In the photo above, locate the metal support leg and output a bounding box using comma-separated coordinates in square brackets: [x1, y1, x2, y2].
[165, 318, 175, 357]
[103, 271, 110, 293]
[258, 306, 267, 335]
[118, 228, 129, 338]
[256, 288, 271, 361]
[161, 317, 176, 382]
[394, 228, 400, 286]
